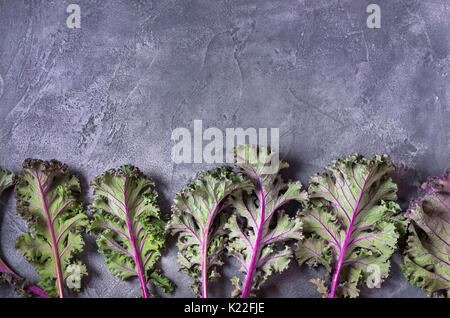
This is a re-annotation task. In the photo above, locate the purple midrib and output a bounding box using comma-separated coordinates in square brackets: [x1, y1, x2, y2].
[0, 258, 17, 277]
[122, 182, 148, 298]
[1, 258, 49, 297]
[241, 177, 265, 298]
[200, 182, 240, 298]
[328, 171, 372, 298]
[25, 284, 49, 298]
[201, 207, 216, 298]
[34, 171, 64, 298]
[201, 196, 226, 298]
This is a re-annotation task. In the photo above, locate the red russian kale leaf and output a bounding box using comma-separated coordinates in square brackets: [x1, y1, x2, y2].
[0, 166, 47, 297]
[226, 145, 307, 298]
[15, 159, 88, 298]
[89, 165, 173, 298]
[402, 169, 449, 297]
[296, 154, 405, 297]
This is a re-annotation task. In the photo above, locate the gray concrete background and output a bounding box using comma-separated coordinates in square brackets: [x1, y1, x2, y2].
[0, 0, 448, 298]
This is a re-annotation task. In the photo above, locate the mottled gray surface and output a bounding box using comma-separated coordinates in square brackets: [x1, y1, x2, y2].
[0, 0, 448, 298]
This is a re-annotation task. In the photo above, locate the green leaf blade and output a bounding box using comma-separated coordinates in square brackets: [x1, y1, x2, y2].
[88, 165, 171, 298]
[296, 154, 404, 298]
[15, 159, 87, 298]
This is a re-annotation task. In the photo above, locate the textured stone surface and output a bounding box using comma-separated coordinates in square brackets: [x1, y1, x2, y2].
[0, 0, 448, 298]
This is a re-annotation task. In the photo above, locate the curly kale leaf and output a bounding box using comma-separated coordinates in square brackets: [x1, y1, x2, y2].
[0, 166, 48, 298]
[296, 154, 405, 298]
[226, 145, 307, 298]
[15, 159, 88, 298]
[402, 169, 450, 297]
[88, 165, 173, 298]
[168, 167, 252, 297]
